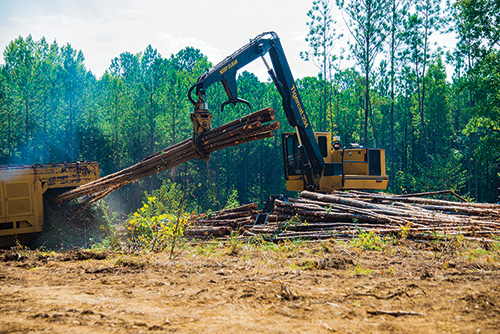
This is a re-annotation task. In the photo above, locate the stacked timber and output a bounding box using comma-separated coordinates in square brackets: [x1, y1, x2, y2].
[186, 190, 500, 243]
[54, 107, 278, 207]
[243, 190, 500, 242]
[186, 203, 258, 238]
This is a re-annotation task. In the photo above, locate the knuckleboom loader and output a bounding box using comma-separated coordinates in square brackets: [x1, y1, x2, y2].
[188, 32, 388, 192]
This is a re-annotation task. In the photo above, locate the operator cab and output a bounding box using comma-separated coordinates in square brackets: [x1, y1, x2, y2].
[282, 132, 389, 192]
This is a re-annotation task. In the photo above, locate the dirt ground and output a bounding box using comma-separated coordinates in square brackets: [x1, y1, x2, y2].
[0, 239, 499, 334]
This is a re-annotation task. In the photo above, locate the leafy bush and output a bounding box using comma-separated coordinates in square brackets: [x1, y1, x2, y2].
[350, 230, 385, 251]
[126, 181, 190, 252]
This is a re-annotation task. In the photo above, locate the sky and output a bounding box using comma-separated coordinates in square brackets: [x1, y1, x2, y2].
[0, 0, 457, 82]
[0, 0, 335, 81]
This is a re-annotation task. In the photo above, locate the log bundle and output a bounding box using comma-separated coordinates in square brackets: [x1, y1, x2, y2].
[186, 190, 500, 243]
[187, 203, 258, 238]
[54, 107, 279, 206]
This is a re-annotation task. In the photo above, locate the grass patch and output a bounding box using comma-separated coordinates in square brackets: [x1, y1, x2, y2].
[348, 264, 374, 276]
[467, 248, 491, 261]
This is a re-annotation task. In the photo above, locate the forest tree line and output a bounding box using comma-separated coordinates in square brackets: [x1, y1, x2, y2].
[0, 0, 499, 213]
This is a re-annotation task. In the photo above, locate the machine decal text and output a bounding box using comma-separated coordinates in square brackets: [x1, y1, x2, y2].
[220, 59, 238, 75]
[291, 85, 308, 128]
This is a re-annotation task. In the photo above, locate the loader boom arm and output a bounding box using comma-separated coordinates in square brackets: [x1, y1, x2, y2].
[188, 32, 325, 182]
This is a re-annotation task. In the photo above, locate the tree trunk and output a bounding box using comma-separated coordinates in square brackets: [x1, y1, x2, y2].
[24, 96, 29, 162]
[149, 92, 155, 155]
[323, 56, 328, 132]
[364, 64, 370, 147]
[69, 98, 73, 161]
[7, 112, 12, 161]
[215, 151, 221, 211]
[243, 144, 248, 204]
[419, 10, 431, 170]
[368, 98, 379, 147]
[273, 133, 278, 195]
[359, 96, 364, 144]
[390, 1, 396, 190]
[171, 99, 177, 182]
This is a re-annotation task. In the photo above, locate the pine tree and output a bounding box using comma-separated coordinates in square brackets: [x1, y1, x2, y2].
[336, 0, 390, 147]
[302, 0, 340, 132]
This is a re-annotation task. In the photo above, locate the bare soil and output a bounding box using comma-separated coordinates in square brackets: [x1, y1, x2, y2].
[1, 240, 499, 333]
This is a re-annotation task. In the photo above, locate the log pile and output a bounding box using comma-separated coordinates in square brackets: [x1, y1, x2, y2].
[247, 190, 500, 242]
[185, 190, 500, 244]
[54, 107, 279, 206]
[186, 203, 258, 238]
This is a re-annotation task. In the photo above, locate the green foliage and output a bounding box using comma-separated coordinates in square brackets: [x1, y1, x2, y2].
[399, 222, 412, 240]
[493, 237, 500, 252]
[189, 242, 219, 257]
[126, 182, 190, 252]
[302, 0, 341, 132]
[450, 0, 500, 202]
[292, 258, 318, 270]
[425, 57, 453, 156]
[465, 51, 500, 162]
[281, 215, 303, 232]
[225, 231, 242, 256]
[350, 230, 386, 251]
[454, 0, 500, 58]
[430, 231, 446, 247]
[337, 0, 390, 146]
[223, 189, 240, 210]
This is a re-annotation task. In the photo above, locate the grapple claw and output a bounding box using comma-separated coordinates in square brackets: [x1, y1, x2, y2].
[190, 108, 213, 161]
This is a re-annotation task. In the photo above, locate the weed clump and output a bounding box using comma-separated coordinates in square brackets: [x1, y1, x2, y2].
[350, 230, 386, 251]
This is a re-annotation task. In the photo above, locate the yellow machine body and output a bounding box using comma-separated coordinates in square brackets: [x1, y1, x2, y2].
[283, 132, 388, 192]
[0, 162, 99, 243]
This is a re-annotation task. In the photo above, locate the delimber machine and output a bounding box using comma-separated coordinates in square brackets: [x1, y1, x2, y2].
[0, 162, 99, 246]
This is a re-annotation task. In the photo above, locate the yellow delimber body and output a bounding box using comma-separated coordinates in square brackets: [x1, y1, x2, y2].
[0, 162, 99, 243]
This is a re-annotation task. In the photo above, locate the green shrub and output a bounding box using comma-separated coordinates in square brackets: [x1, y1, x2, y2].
[350, 230, 385, 251]
[126, 181, 190, 252]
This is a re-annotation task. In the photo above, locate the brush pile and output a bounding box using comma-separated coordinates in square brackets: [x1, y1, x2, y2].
[186, 190, 500, 243]
[54, 107, 278, 207]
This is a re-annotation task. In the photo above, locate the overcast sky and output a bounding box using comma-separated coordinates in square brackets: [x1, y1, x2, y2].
[0, 0, 338, 80]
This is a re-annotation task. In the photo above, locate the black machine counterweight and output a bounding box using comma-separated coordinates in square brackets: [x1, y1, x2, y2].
[188, 31, 388, 192]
